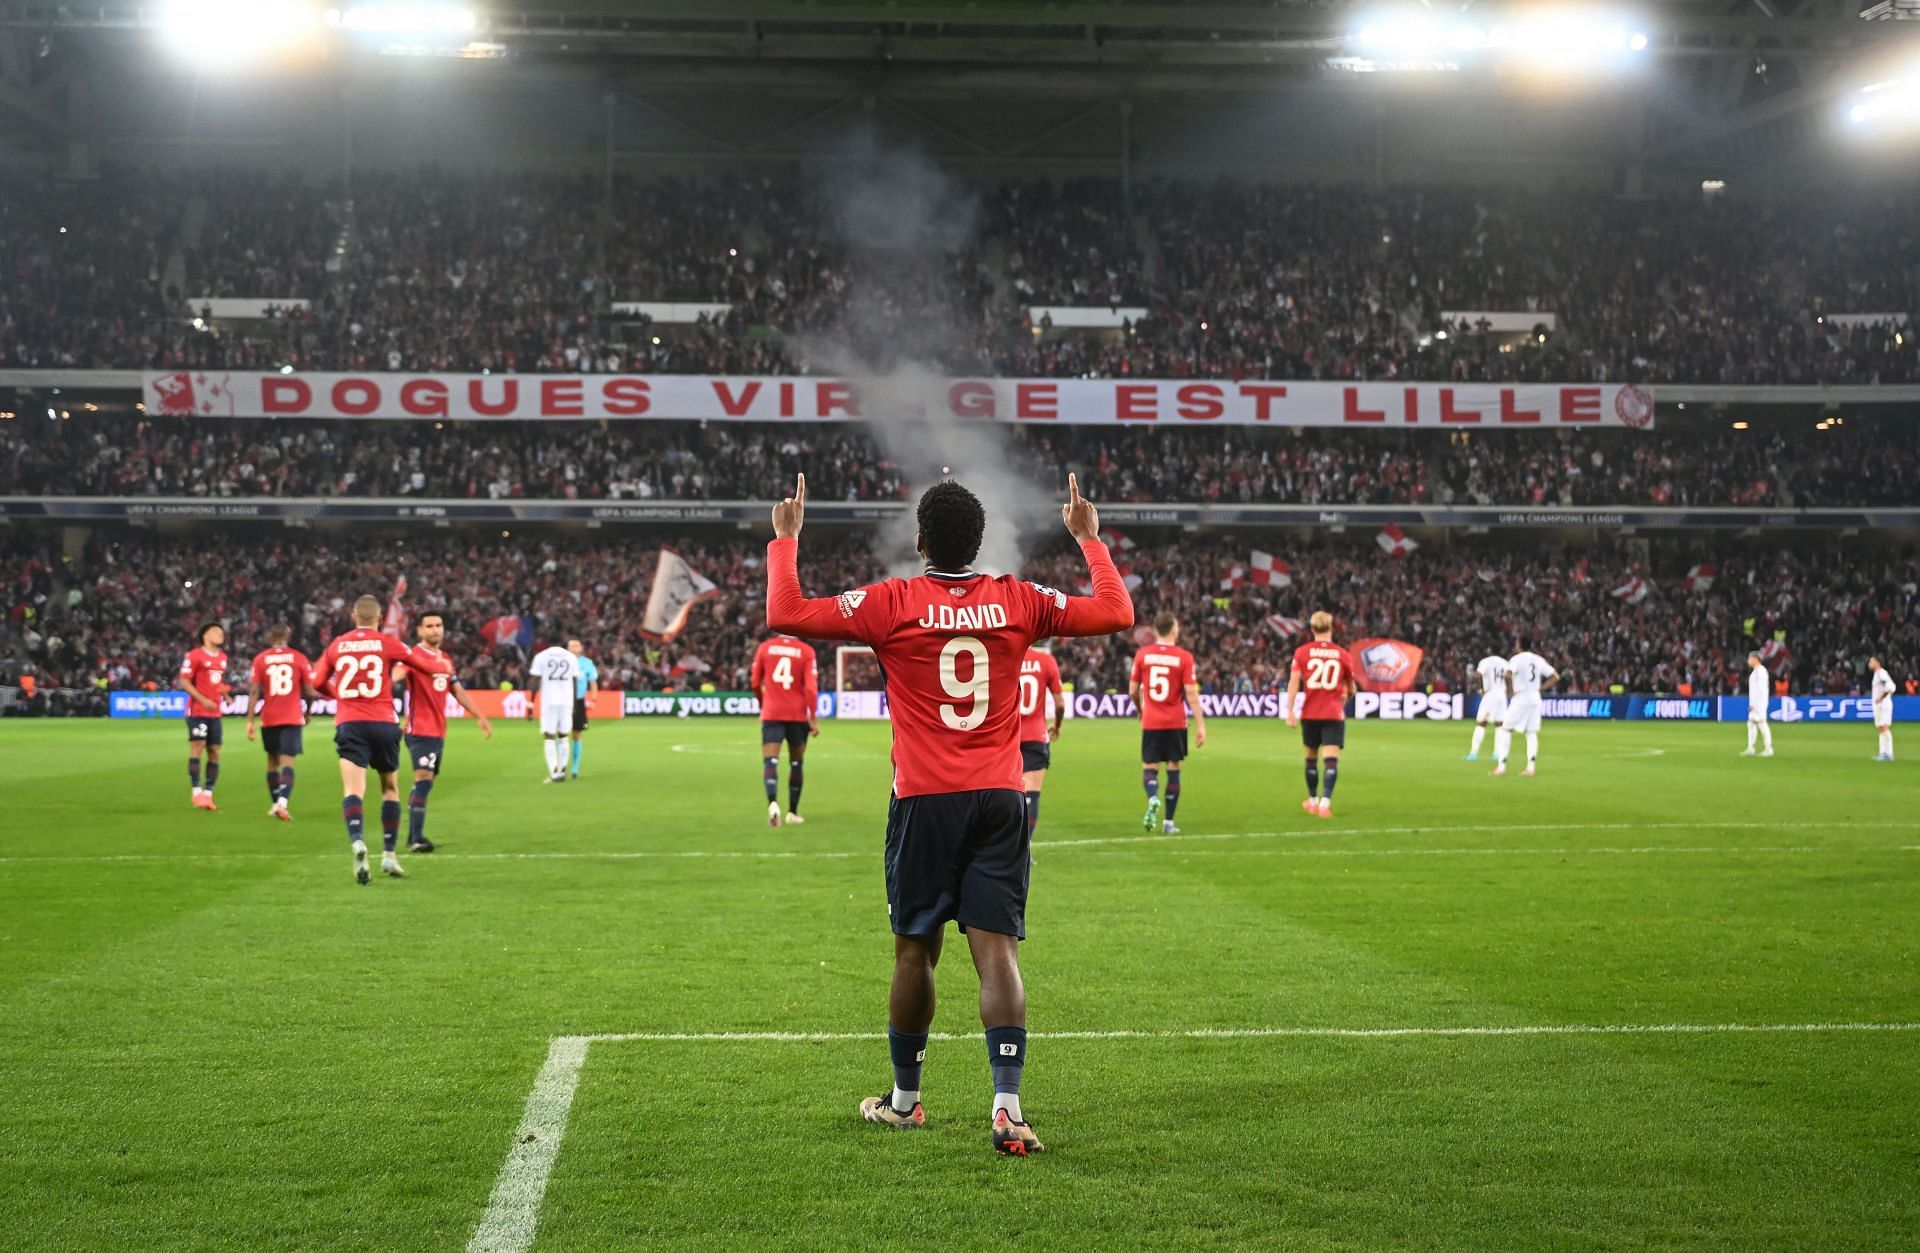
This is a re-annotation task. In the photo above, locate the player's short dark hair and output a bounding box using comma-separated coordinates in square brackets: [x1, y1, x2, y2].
[1154, 612, 1179, 636]
[916, 480, 985, 570]
[418, 612, 444, 629]
[267, 623, 290, 644]
[197, 621, 223, 644]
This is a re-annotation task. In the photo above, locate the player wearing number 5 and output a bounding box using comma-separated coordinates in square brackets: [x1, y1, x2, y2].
[1286, 611, 1358, 819]
[752, 634, 820, 826]
[396, 612, 494, 854]
[767, 472, 1132, 1156]
[1131, 615, 1205, 834]
[313, 596, 431, 884]
[243, 624, 317, 822]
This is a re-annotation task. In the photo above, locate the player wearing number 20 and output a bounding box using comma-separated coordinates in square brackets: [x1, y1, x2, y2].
[313, 596, 428, 885]
[767, 472, 1132, 1157]
[1286, 611, 1358, 819]
[244, 624, 314, 822]
[752, 634, 820, 827]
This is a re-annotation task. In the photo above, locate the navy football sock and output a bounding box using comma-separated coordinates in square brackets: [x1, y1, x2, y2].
[281, 766, 295, 800]
[1025, 790, 1041, 835]
[204, 761, 220, 792]
[1305, 760, 1319, 798]
[788, 757, 804, 813]
[265, 770, 279, 801]
[1142, 768, 1158, 800]
[188, 758, 202, 790]
[409, 779, 433, 842]
[986, 1025, 1027, 1098]
[1322, 760, 1340, 800]
[1165, 769, 1181, 821]
[380, 800, 402, 853]
[763, 756, 779, 803]
[342, 795, 365, 844]
[888, 1026, 928, 1110]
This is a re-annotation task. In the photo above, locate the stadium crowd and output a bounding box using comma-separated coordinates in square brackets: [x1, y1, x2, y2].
[6, 527, 1912, 712]
[3, 173, 1914, 384]
[6, 415, 1917, 509]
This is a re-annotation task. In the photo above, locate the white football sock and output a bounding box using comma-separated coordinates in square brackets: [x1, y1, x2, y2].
[1525, 732, 1539, 767]
[543, 738, 561, 775]
[891, 1086, 919, 1113]
[1882, 730, 1893, 756]
[1747, 722, 1757, 749]
[1470, 725, 1487, 756]
[1760, 723, 1772, 751]
[993, 1093, 1023, 1123]
[1493, 728, 1512, 763]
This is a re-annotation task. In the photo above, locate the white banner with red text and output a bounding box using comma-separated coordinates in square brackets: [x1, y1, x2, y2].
[144, 371, 1657, 429]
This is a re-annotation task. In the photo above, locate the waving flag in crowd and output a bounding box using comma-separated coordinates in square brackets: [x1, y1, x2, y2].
[1684, 562, 1717, 592]
[382, 575, 408, 636]
[641, 547, 721, 642]
[1610, 576, 1650, 605]
[1376, 524, 1418, 557]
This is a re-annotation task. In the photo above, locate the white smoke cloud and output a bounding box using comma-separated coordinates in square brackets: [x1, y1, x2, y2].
[795, 128, 1055, 577]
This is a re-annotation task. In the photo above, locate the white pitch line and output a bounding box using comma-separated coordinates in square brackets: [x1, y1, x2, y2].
[467, 1019, 1920, 1251]
[3, 821, 1918, 866]
[467, 1035, 591, 1253]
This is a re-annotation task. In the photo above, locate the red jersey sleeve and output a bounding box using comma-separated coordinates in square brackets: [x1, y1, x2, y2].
[750, 645, 767, 692]
[1130, 650, 1146, 683]
[250, 653, 267, 691]
[766, 538, 890, 644]
[802, 643, 819, 705]
[1043, 651, 1062, 694]
[311, 642, 339, 695]
[1028, 540, 1133, 640]
[1289, 644, 1307, 677]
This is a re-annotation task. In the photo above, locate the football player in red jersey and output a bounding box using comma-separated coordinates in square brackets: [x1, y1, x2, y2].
[179, 623, 230, 810]
[751, 634, 820, 826]
[767, 472, 1132, 1157]
[312, 595, 427, 885]
[1130, 614, 1206, 834]
[1285, 610, 1359, 819]
[243, 623, 316, 822]
[1016, 644, 1064, 838]
[396, 612, 494, 854]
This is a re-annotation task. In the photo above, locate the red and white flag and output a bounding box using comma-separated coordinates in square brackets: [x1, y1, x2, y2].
[1570, 557, 1592, 584]
[1220, 565, 1246, 591]
[382, 575, 409, 636]
[1376, 524, 1418, 557]
[1248, 551, 1291, 587]
[1610, 576, 1650, 605]
[1684, 562, 1717, 592]
[641, 547, 720, 641]
[1264, 614, 1306, 638]
[1105, 529, 1138, 553]
[1759, 637, 1791, 666]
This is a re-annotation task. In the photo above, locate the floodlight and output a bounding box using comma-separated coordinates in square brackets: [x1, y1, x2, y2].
[157, 0, 320, 65]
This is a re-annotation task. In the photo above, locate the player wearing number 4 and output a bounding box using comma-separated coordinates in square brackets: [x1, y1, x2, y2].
[397, 613, 494, 853]
[313, 596, 431, 884]
[767, 471, 1132, 1156]
[1131, 616, 1204, 834]
[1285, 612, 1357, 818]
[244, 624, 317, 821]
[752, 634, 820, 826]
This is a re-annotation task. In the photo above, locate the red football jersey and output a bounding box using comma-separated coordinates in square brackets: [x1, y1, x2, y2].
[1131, 643, 1196, 731]
[1291, 640, 1357, 721]
[178, 646, 229, 712]
[1018, 648, 1063, 744]
[766, 537, 1133, 798]
[249, 646, 312, 728]
[312, 628, 417, 725]
[403, 645, 458, 739]
[752, 636, 819, 723]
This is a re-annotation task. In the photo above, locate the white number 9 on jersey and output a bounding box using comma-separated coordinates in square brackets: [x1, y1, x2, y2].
[939, 636, 990, 731]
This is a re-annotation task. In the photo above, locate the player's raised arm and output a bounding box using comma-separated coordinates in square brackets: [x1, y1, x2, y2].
[1049, 474, 1134, 638]
[766, 473, 877, 642]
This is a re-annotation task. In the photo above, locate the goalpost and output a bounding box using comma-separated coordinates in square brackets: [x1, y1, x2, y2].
[834, 645, 888, 719]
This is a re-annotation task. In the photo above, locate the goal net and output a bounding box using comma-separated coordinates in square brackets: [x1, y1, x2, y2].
[834, 645, 889, 719]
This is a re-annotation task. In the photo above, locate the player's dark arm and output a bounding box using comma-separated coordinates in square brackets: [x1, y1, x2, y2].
[448, 678, 495, 738]
[1053, 474, 1133, 637]
[1049, 676, 1065, 740]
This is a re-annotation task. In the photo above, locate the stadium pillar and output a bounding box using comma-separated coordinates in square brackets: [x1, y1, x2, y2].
[1119, 99, 1133, 210]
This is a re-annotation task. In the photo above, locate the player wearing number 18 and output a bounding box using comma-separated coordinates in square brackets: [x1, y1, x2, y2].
[243, 624, 315, 821]
[767, 471, 1132, 1156]
[752, 634, 820, 826]
[313, 596, 428, 884]
[1285, 611, 1358, 819]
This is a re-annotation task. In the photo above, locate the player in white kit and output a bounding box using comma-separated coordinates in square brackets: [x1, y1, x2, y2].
[529, 641, 581, 782]
[1870, 657, 1896, 761]
[1466, 653, 1510, 761]
[1490, 646, 1558, 778]
[1740, 652, 1774, 757]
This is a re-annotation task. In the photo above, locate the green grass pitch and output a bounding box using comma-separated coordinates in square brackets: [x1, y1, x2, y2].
[2, 715, 1916, 1250]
